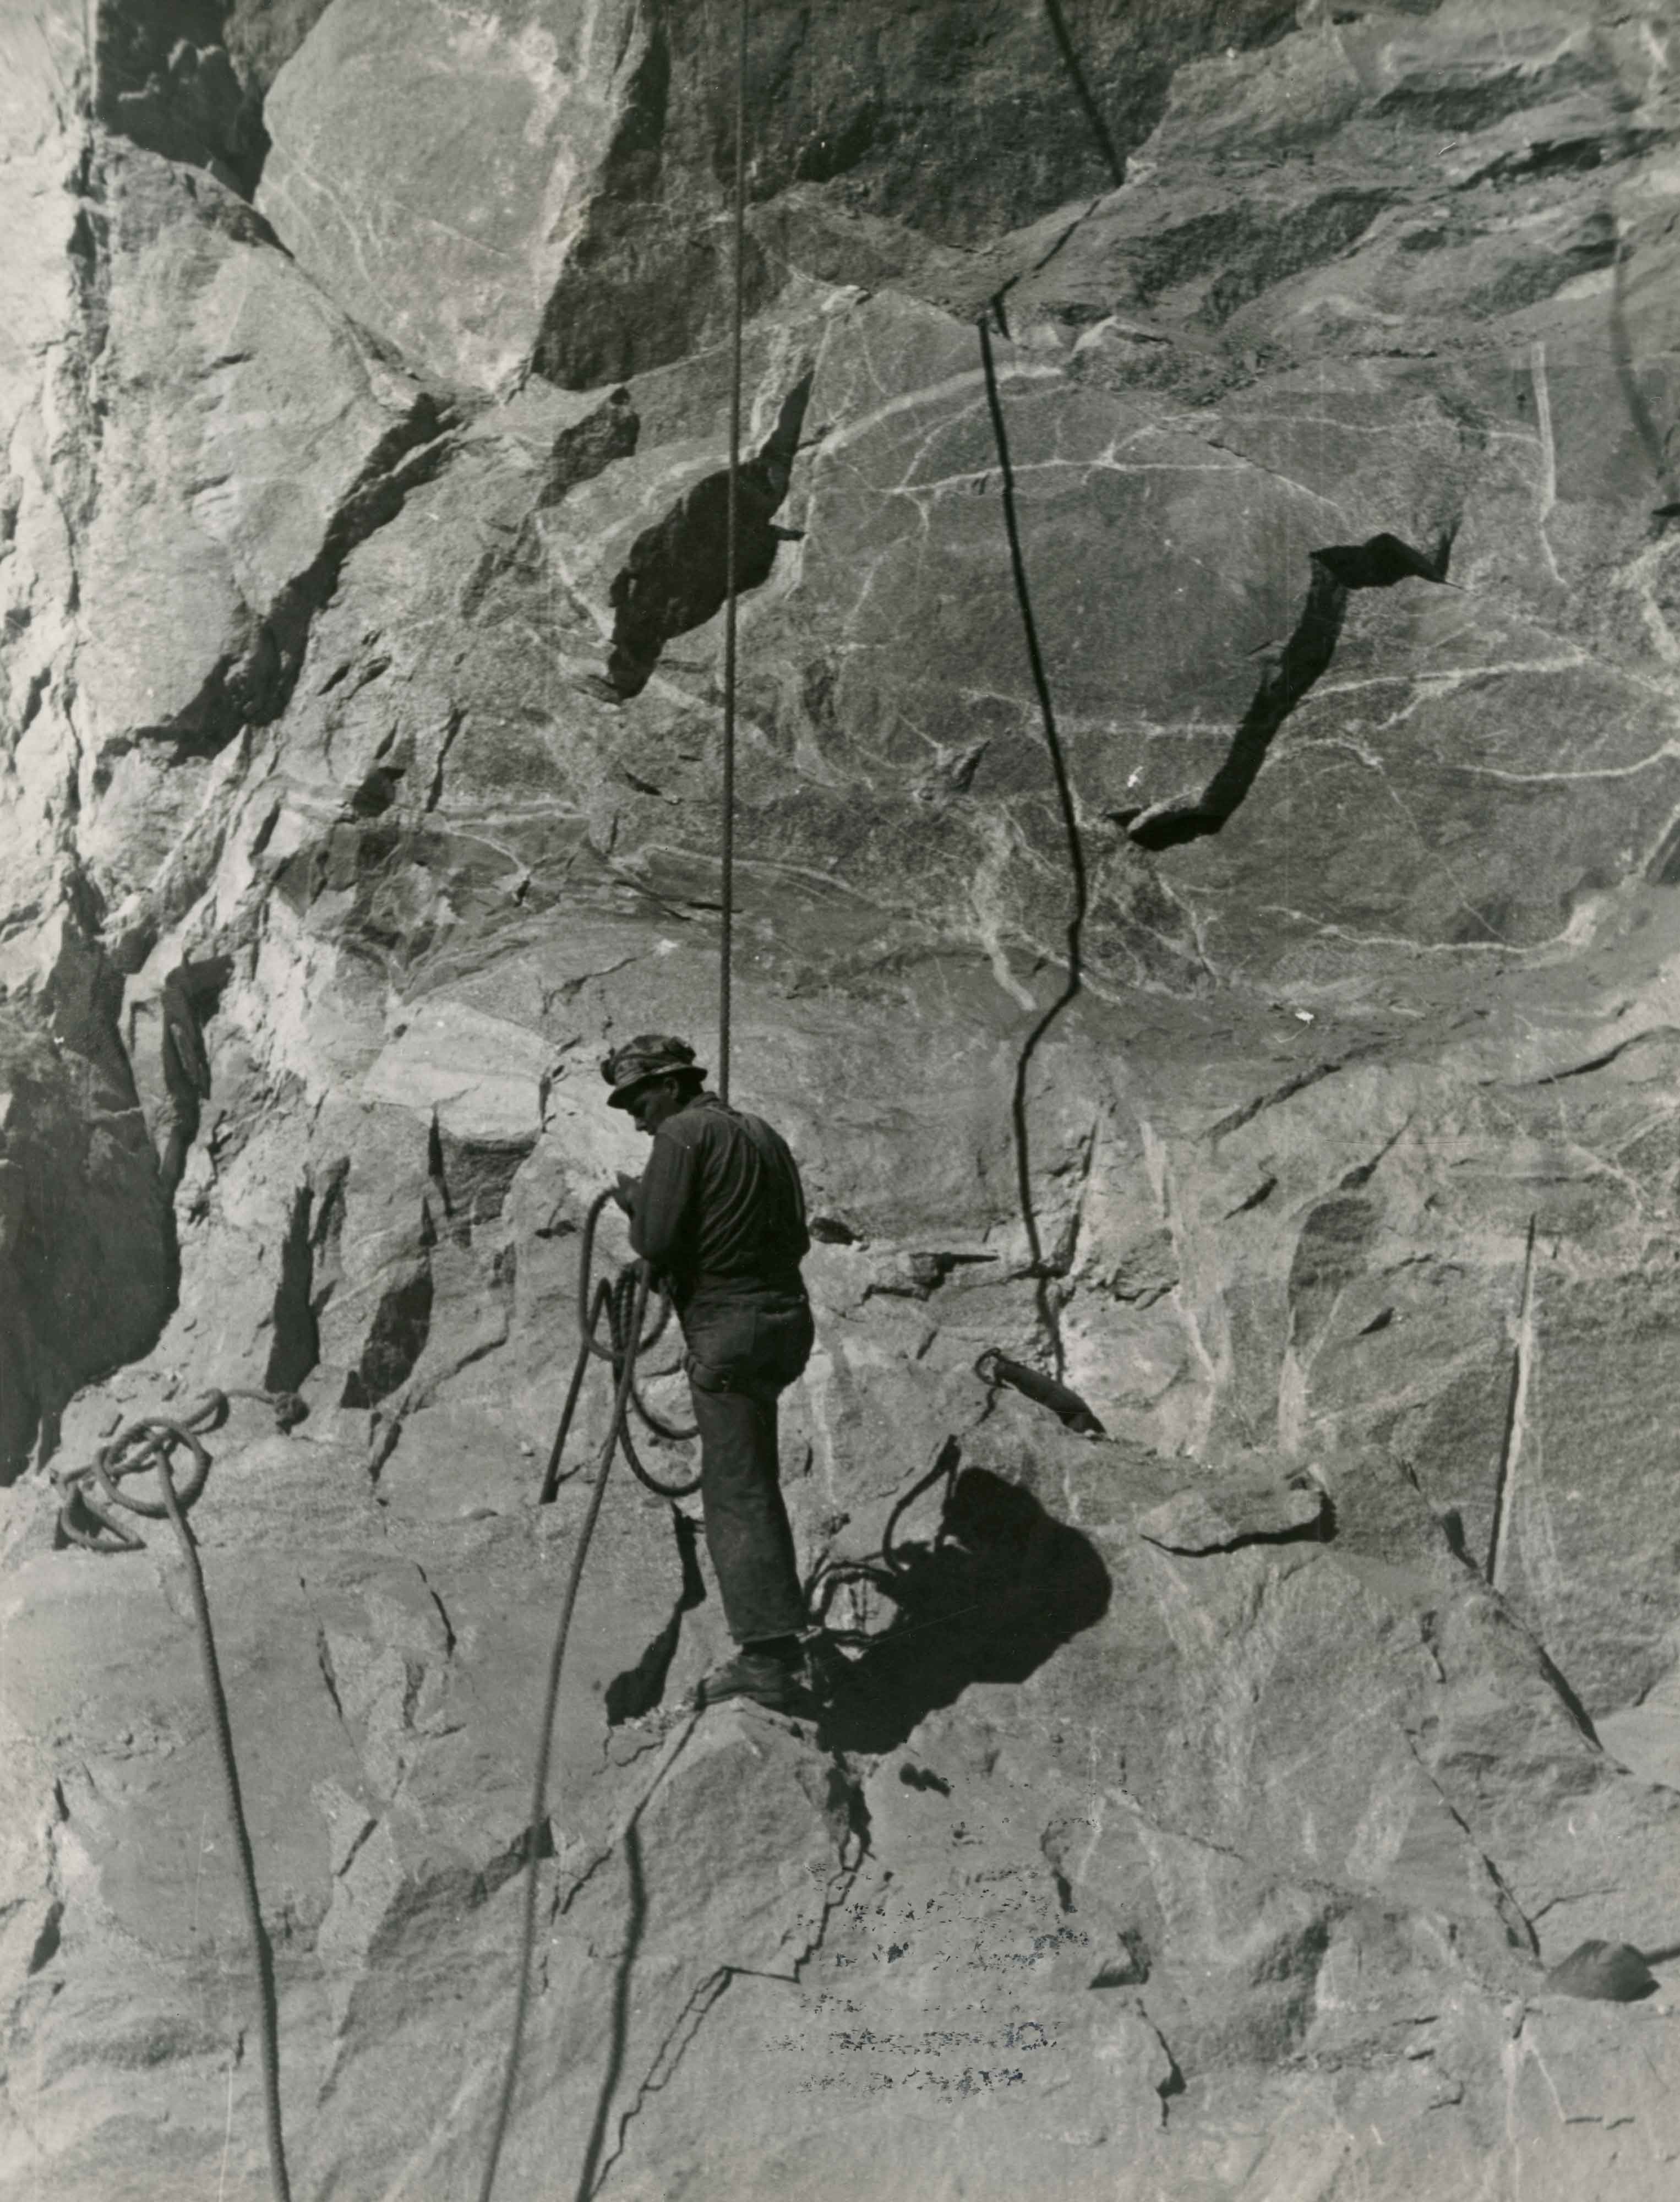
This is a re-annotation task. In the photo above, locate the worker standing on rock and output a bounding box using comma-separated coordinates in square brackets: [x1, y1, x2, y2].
[601, 1034, 817, 1712]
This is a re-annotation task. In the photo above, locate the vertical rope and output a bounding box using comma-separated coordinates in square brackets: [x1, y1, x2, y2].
[153, 1447, 292, 2202]
[718, 0, 748, 1106]
[478, 1268, 650, 2202]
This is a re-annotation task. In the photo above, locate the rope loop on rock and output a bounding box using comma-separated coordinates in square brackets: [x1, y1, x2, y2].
[53, 1386, 305, 1554]
[52, 1385, 298, 2202]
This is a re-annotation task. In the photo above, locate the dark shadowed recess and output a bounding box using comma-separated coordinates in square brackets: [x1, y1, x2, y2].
[94, 0, 270, 195]
[94, 1, 339, 197]
[532, 0, 1297, 389]
[602, 373, 811, 698]
[340, 1250, 433, 1410]
[1122, 532, 1454, 851]
[814, 1458, 1112, 1756]
[156, 957, 232, 1194]
[264, 1185, 320, 1395]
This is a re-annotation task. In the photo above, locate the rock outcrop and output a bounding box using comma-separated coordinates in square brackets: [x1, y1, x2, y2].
[7, 1, 1680, 2195]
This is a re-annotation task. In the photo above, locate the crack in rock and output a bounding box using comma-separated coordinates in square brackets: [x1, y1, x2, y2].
[1125, 531, 1453, 851]
[140, 395, 459, 765]
[1136, 1473, 1329, 1555]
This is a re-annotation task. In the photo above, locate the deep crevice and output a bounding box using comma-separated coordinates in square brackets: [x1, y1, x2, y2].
[1126, 532, 1452, 852]
[156, 957, 232, 1195]
[265, 1186, 319, 1395]
[94, 4, 270, 198]
[340, 1260, 434, 1410]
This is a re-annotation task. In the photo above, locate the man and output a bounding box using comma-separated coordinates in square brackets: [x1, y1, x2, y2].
[601, 1034, 816, 1712]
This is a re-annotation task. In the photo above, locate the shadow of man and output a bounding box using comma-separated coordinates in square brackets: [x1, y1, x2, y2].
[817, 1462, 1112, 1757]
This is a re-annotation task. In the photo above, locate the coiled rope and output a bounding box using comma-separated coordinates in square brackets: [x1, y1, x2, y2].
[538, 1189, 701, 1505]
[53, 1388, 303, 2202]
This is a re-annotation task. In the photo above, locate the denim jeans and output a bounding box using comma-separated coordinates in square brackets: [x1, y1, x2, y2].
[681, 1290, 814, 1644]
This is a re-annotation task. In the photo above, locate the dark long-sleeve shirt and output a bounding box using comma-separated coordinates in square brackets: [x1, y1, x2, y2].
[629, 1093, 809, 1307]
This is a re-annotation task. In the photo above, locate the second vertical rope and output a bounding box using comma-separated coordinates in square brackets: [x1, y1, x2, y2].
[719, 0, 748, 1108]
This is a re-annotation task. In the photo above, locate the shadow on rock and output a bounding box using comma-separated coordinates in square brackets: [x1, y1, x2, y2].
[816, 1462, 1111, 1756]
[606, 1507, 707, 1726]
[603, 372, 812, 698]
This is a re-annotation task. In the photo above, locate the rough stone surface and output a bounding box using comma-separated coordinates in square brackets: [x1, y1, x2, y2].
[1135, 1463, 1327, 1550]
[9, 1, 1680, 2196]
[256, 0, 1299, 393]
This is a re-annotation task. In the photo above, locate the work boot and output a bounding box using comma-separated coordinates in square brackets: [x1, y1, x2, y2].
[695, 1639, 808, 1713]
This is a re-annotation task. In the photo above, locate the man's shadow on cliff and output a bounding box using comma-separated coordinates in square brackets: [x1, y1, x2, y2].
[811, 1446, 1111, 1756]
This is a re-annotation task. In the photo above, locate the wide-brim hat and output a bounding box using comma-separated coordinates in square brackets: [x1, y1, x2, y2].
[601, 1034, 707, 1108]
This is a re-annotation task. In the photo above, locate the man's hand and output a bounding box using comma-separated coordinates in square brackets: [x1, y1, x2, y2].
[610, 1170, 640, 1217]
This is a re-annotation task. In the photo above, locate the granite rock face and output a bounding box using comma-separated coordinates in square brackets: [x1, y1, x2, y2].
[8, 1, 1680, 2195]
[256, 0, 1299, 393]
